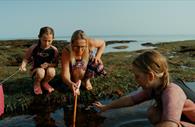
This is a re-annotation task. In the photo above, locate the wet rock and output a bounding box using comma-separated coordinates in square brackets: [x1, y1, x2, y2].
[106, 40, 137, 46]
[113, 46, 128, 49]
[179, 46, 195, 52]
[141, 42, 155, 47]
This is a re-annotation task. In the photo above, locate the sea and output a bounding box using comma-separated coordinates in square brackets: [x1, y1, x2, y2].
[55, 34, 195, 43]
[88, 34, 195, 53]
[1, 34, 195, 53]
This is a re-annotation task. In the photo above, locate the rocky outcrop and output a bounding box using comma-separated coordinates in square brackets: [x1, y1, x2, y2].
[106, 40, 137, 46]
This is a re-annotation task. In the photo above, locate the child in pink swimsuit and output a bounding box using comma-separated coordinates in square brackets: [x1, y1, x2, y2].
[94, 50, 195, 127]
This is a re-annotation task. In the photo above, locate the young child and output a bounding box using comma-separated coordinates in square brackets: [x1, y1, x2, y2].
[94, 50, 195, 127]
[19, 26, 58, 95]
[61, 30, 106, 96]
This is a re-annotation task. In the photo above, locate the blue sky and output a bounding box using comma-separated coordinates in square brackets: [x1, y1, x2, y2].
[1, 0, 195, 39]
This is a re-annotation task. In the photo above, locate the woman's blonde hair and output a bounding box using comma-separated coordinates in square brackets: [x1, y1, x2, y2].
[70, 30, 89, 66]
[132, 50, 169, 90]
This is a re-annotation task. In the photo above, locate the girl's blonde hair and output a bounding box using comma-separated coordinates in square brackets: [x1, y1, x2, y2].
[70, 30, 89, 66]
[132, 50, 169, 90]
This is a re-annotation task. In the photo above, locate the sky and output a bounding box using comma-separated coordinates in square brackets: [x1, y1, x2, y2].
[1, 0, 195, 39]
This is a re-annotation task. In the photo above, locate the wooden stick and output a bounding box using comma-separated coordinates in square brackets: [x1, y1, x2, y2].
[73, 94, 78, 127]
[73, 80, 81, 127]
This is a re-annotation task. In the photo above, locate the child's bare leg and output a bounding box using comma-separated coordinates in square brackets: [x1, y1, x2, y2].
[42, 67, 55, 93]
[33, 68, 45, 95]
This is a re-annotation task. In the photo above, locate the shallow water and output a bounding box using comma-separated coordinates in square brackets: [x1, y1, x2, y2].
[187, 82, 195, 91]
[104, 41, 154, 53]
[0, 105, 105, 127]
[0, 82, 194, 127]
[0, 100, 152, 127]
[0, 84, 194, 126]
[99, 100, 153, 127]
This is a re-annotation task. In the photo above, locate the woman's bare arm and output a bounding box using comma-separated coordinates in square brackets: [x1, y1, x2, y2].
[61, 48, 73, 87]
[61, 47, 79, 96]
[88, 38, 105, 64]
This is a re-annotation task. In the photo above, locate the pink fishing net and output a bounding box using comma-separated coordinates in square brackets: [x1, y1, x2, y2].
[0, 85, 4, 116]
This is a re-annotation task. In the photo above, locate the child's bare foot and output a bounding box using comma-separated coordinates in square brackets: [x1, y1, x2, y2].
[43, 82, 54, 93]
[34, 85, 42, 95]
[85, 79, 93, 91]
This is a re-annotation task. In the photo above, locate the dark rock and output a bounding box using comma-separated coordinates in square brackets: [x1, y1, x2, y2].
[113, 46, 128, 49]
[179, 46, 195, 52]
[141, 42, 155, 47]
[106, 40, 137, 46]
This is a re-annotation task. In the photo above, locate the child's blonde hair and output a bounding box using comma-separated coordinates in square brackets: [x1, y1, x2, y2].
[132, 50, 169, 90]
[70, 30, 89, 66]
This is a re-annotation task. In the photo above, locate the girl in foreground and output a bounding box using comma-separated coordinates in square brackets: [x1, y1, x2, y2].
[94, 50, 195, 127]
[19, 26, 58, 95]
[61, 30, 106, 96]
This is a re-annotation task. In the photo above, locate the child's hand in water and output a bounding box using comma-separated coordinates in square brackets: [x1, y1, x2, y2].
[93, 101, 107, 112]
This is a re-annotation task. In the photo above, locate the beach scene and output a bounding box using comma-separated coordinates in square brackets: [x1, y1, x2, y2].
[0, 1, 195, 127]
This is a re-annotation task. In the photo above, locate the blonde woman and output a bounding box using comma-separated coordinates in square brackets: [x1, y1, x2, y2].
[61, 30, 106, 96]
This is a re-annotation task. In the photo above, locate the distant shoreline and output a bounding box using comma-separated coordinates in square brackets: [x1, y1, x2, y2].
[0, 39, 137, 46]
[0, 38, 194, 54]
[1, 34, 195, 43]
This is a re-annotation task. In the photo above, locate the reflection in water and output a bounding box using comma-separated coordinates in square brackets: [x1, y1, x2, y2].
[33, 106, 57, 127]
[63, 105, 105, 127]
[0, 115, 35, 127]
[0, 103, 105, 127]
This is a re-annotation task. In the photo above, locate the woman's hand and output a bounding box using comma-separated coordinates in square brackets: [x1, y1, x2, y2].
[93, 57, 102, 64]
[71, 80, 81, 96]
[93, 101, 107, 112]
